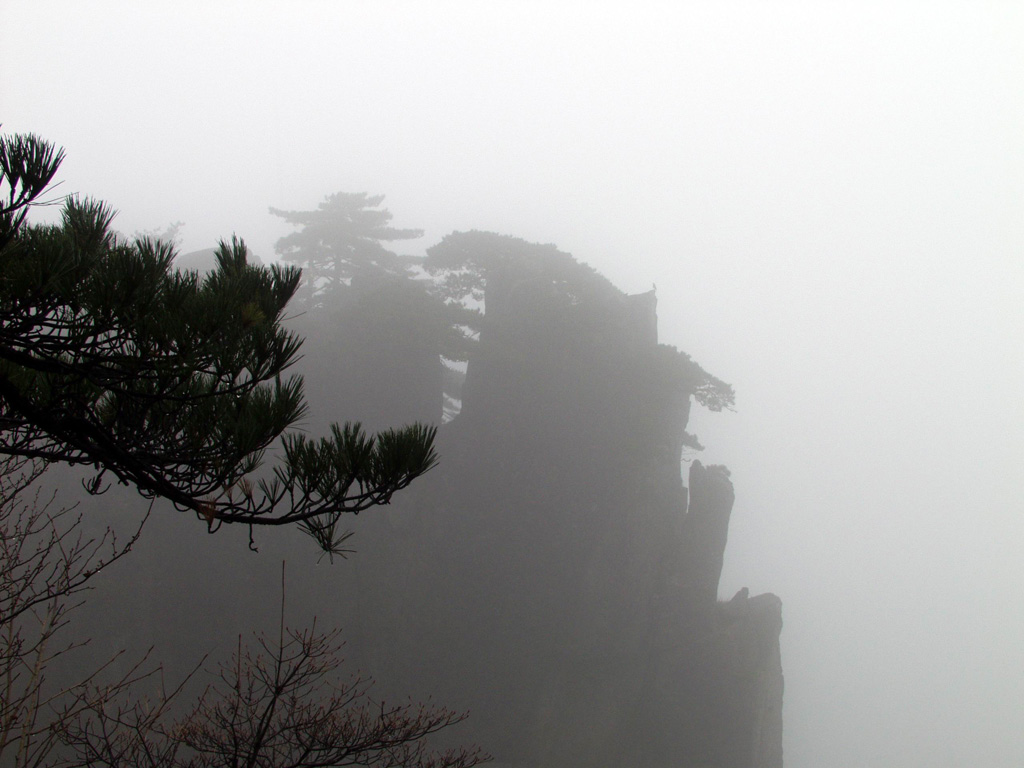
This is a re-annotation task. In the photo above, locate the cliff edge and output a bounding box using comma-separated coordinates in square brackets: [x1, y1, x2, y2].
[294, 232, 784, 767]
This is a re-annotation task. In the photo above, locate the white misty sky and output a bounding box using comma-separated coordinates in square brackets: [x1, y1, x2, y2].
[3, 3, 1023, 766]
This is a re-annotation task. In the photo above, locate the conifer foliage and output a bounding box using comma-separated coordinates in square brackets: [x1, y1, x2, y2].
[270, 191, 425, 296]
[0, 131, 437, 553]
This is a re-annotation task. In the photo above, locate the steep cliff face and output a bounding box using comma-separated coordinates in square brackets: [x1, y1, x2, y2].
[64, 234, 781, 768]
[303, 236, 784, 768]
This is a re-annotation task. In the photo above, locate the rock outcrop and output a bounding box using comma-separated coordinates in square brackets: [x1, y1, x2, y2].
[61, 234, 782, 768]
[303, 234, 785, 768]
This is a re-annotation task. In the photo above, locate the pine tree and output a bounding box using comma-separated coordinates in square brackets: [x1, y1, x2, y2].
[270, 191, 424, 303]
[0, 131, 437, 554]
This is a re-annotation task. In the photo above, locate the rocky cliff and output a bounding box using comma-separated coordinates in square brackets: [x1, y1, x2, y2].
[296, 233, 785, 768]
[59, 233, 781, 768]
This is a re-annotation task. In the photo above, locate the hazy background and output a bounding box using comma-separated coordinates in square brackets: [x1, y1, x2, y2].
[2, 2, 1022, 766]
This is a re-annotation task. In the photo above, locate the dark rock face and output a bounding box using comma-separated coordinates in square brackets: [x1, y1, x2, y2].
[291, 275, 445, 433]
[680, 461, 737, 608]
[309, 241, 784, 767]
[61, 235, 781, 768]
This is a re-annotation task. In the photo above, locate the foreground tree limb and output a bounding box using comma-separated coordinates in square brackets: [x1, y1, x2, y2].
[0, 130, 437, 553]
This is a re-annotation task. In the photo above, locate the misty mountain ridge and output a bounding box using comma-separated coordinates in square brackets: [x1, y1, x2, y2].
[271, 220, 782, 768]
[76, 206, 782, 768]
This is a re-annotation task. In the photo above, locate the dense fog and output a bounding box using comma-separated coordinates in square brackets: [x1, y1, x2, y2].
[2, 3, 1022, 767]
